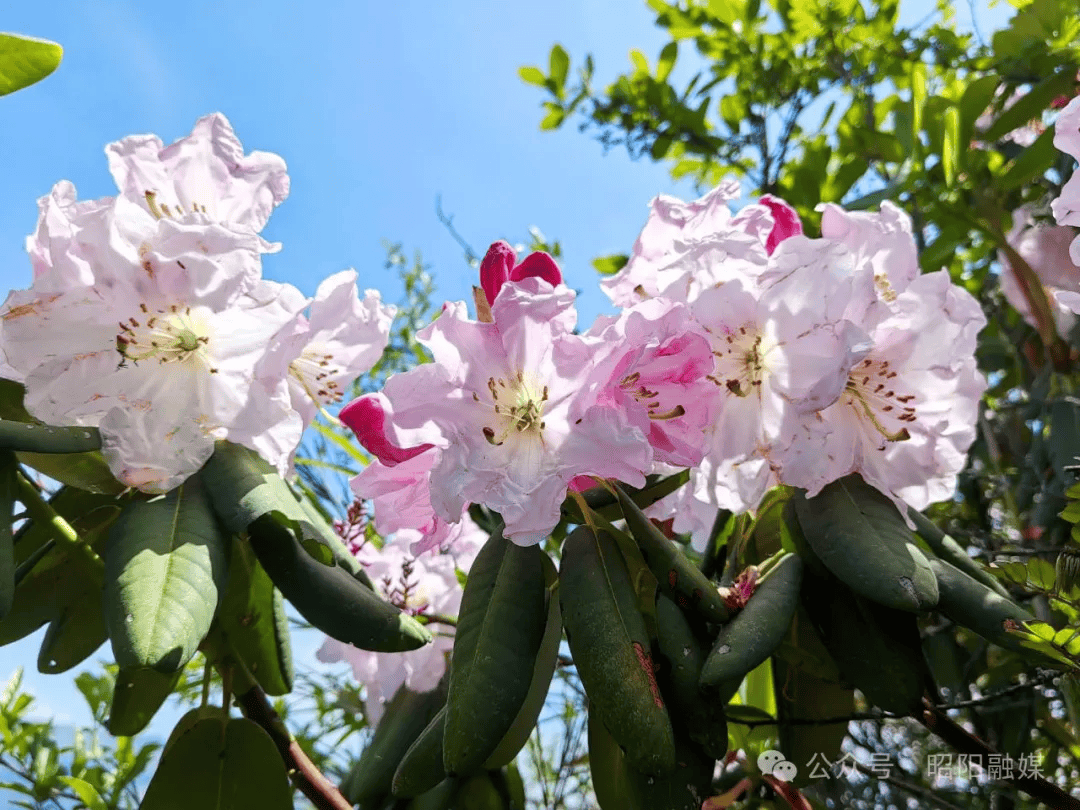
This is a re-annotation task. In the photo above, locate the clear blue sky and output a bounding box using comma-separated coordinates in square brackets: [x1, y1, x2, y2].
[0, 0, 1010, 750]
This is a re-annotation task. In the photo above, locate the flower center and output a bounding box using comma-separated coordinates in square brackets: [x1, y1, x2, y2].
[618, 372, 686, 420]
[290, 346, 346, 406]
[481, 372, 548, 446]
[707, 322, 767, 397]
[116, 304, 213, 369]
[843, 355, 915, 442]
[144, 190, 208, 221]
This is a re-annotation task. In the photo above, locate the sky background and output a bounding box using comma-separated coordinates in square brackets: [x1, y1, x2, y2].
[0, 0, 1013, 781]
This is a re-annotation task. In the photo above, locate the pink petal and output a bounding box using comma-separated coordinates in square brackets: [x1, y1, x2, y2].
[760, 194, 803, 254]
[511, 251, 562, 289]
[479, 241, 516, 305]
[340, 393, 433, 465]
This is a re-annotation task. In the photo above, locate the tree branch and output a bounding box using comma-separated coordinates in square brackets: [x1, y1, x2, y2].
[235, 683, 353, 810]
[918, 696, 1080, 810]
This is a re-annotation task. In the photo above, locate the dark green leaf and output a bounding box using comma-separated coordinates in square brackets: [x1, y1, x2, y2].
[140, 716, 292, 810]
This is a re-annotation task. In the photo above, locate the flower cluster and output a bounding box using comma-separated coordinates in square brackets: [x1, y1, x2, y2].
[0, 115, 393, 492]
[342, 243, 719, 546]
[343, 184, 986, 549]
[316, 517, 484, 722]
[620, 188, 986, 539]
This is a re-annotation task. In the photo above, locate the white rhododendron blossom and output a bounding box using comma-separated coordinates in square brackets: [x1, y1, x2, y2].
[602, 180, 802, 307]
[636, 188, 986, 541]
[239, 271, 395, 475]
[315, 519, 484, 723]
[998, 206, 1079, 337]
[1051, 96, 1080, 267]
[0, 114, 392, 492]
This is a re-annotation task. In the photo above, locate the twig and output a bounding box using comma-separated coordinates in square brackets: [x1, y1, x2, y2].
[918, 696, 1080, 809]
[434, 195, 480, 265]
[850, 760, 968, 810]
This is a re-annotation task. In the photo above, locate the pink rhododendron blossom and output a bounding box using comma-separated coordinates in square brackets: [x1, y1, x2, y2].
[400, 278, 652, 544]
[583, 298, 717, 468]
[316, 519, 484, 723]
[684, 263, 870, 513]
[0, 116, 313, 492]
[998, 206, 1080, 337]
[1051, 96, 1080, 266]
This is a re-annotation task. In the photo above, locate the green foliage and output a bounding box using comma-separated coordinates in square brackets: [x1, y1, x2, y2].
[0, 33, 61, 97]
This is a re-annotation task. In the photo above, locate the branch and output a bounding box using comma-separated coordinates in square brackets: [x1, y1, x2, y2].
[435, 195, 480, 265]
[918, 696, 1080, 810]
[235, 683, 353, 810]
[850, 760, 968, 810]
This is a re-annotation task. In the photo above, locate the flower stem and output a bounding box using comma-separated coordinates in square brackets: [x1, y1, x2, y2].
[14, 470, 103, 574]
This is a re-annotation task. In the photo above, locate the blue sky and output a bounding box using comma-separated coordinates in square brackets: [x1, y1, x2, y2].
[0, 0, 1012, 761]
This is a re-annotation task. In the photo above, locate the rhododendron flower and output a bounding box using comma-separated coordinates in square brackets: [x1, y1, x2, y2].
[1051, 97, 1080, 267]
[233, 271, 395, 475]
[639, 190, 985, 539]
[583, 298, 717, 468]
[789, 271, 987, 512]
[343, 242, 719, 545]
[0, 115, 308, 492]
[602, 180, 801, 306]
[316, 519, 484, 723]
[682, 260, 870, 514]
[394, 278, 653, 545]
[998, 206, 1079, 337]
[106, 112, 289, 240]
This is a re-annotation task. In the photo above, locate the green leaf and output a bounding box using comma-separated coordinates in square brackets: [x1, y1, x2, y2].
[958, 74, 1001, 148]
[444, 530, 548, 775]
[0, 451, 16, 618]
[0, 33, 62, 97]
[560, 526, 676, 776]
[793, 475, 938, 612]
[482, 552, 562, 769]
[108, 666, 181, 737]
[910, 61, 927, 145]
[104, 477, 229, 673]
[539, 102, 565, 130]
[591, 254, 630, 276]
[201, 441, 366, 577]
[56, 777, 107, 810]
[517, 65, 546, 87]
[942, 105, 960, 185]
[548, 44, 570, 91]
[981, 70, 1075, 143]
[344, 685, 447, 807]
[656, 41, 678, 81]
[140, 716, 292, 810]
[217, 537, 293, 696]
[0, 420, 100, 454]
[36, 586, 107, 674]
[247, 514, 430, 652]
[616, 483, 729, 623]
[999, 125, 1057, 190]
